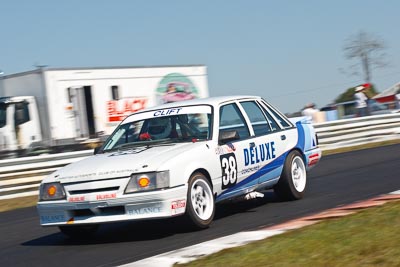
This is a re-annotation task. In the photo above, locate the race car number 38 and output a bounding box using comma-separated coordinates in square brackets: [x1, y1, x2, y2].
[220, 153, 237, 189]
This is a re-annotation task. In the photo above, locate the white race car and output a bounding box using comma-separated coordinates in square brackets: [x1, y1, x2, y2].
[37, 96, 321, 238]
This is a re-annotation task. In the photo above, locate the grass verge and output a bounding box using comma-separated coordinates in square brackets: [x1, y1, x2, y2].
[0, 195, 38, 212]
[322, 138, 400, 155]
[177, 200, 400, 267]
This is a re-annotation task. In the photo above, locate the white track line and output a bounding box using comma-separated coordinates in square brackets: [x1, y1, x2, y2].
[119, 189, 400, 267]
[120, 230, 284, 267]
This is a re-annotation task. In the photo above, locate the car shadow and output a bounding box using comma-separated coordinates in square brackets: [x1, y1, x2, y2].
[22, 217, 194, 246]
[22, 190, 283, 246]
[214, 190, 281, 220]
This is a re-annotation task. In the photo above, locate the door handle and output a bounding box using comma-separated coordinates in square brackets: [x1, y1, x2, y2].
[249, 142, 255, 148]
[281, 135, 286, 140]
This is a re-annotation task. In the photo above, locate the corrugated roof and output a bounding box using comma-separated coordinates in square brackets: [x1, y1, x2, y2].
[373, 82, 400, 98]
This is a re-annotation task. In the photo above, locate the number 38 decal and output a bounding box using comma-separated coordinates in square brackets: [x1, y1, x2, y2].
[220, 153, 238, 189]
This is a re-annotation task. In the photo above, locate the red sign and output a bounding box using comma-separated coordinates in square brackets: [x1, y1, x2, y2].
[107, 97, 148, 122]
[171, 199, 186, 210]
[96, 193, 117, 200]
[68, 196, 86, 202]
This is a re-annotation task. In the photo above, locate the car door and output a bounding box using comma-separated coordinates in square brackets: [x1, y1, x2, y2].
[238, 100, 297, 187]
[216, 102, 254, 201]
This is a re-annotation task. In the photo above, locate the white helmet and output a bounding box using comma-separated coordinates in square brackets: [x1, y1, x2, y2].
[148, 118, 172, 139]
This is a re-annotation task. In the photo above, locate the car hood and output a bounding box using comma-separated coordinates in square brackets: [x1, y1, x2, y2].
[45, 142, 204, 183]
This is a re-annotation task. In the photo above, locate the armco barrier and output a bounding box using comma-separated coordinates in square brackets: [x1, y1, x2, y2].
[314, 113, 400, 150]
[0, 113, 399, 200]
[0, 150, 93, 200]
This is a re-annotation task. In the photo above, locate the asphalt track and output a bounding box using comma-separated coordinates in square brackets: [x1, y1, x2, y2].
[1, 144, 400, 267]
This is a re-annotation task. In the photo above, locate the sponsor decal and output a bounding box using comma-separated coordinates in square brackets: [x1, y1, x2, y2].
[69, 196, 86, 202]
[215, 143, 236, 155]
[41, 214, 65, 224]
[156, 73, 200, 105]
[96, 193, 117, 200]
[109, 147, 149, 157]
[220, 153, 238, 189]
[127, 204, 162, 216]
[107, 97, 148, 122]
[97, 169, 136, 176]
[241, 165, 261, 175]
[215, 147, 224, 155]
[153, 108, 182, 117]
[244, 142, 276, 166]
[227, 143, 236, 151]
[60, 169, 137, 180]
[59, 173, 96, 180]
[171, 199, 186, 215]
[308, 153, 320, 166]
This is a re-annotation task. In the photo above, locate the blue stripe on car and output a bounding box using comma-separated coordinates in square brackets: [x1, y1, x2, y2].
[295, 121, 306, 150]
[217, 152, 288, 201]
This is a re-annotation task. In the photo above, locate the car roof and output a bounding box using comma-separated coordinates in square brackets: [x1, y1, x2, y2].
[142, 95, 263, 112]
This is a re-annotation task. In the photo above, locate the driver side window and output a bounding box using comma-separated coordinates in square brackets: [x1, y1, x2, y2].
[219, 103, 250, 140]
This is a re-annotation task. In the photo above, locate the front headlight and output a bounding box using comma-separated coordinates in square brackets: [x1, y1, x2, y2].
[125, 171, 169, 194]
[39, 182, 66, 201]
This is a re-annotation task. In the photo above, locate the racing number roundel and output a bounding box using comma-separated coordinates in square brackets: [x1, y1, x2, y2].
[220, 153, 238, 189]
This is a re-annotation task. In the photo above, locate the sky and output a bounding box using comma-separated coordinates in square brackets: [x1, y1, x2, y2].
[1, 0, 400, 113]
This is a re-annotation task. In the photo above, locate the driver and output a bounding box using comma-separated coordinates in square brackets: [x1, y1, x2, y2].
[147, 117, 172, 139]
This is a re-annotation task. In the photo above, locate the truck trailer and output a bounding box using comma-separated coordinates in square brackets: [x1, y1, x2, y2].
[0, 65, 208, 157]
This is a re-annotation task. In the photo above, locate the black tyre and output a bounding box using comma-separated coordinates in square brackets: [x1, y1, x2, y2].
[185, 172, 215, 229]
[274, 150, 307, 200]
[59, 224, 99, 239]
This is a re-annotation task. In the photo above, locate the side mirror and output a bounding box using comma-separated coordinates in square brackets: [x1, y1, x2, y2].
[218, 130, 240, 144]
[94, 146, 101, 155]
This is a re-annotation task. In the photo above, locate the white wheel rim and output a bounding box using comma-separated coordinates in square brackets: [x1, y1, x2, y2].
[291, 156, 306, 192]
[190, 178, 214, 220]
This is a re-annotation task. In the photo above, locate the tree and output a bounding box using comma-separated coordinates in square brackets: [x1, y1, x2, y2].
[342, 31, 389, 84]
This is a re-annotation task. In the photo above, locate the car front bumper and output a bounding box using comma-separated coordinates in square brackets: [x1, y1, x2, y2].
[37, 185, 188, 226]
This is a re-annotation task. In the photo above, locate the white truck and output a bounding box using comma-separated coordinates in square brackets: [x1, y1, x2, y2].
[0, 65, 208, 158]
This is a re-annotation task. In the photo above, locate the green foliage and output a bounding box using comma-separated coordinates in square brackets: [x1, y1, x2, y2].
[335, 84, 378, 103]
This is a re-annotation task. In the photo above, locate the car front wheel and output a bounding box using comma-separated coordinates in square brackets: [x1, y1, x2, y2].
[185, 172, 215, 229]
[274, 150, 307, 200]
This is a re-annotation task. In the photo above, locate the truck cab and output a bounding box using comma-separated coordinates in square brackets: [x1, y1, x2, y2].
[0, 96, 42, 157]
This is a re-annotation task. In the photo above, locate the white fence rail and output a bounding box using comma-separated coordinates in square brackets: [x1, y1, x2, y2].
[1, 113, 399, 200]
[314, 113, 400, 150]
[0, 150, 93, 200]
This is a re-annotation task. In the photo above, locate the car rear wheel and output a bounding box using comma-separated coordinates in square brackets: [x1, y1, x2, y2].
[185, 172, 215, 229]
[274, 150, 306, 200]
[59, 224, 99, 239]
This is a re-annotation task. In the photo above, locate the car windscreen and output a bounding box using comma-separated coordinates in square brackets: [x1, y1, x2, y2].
[102, 110, 211, 151]
[0, 103, 7, 128]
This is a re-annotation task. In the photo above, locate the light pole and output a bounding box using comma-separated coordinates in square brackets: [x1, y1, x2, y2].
[0, 70, 4, 96]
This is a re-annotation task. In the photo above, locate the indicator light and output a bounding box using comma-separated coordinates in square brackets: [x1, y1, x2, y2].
[47, 185, 57, 196]
[138, 177, 150, 188]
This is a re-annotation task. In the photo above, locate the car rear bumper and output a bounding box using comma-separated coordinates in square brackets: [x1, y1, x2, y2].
[304, 147, 321, 170]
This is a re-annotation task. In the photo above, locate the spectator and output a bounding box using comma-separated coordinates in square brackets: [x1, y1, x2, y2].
[302, 103, 319, 122]
[396, 89, 400, 109]
[354, 85, 368, 117]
